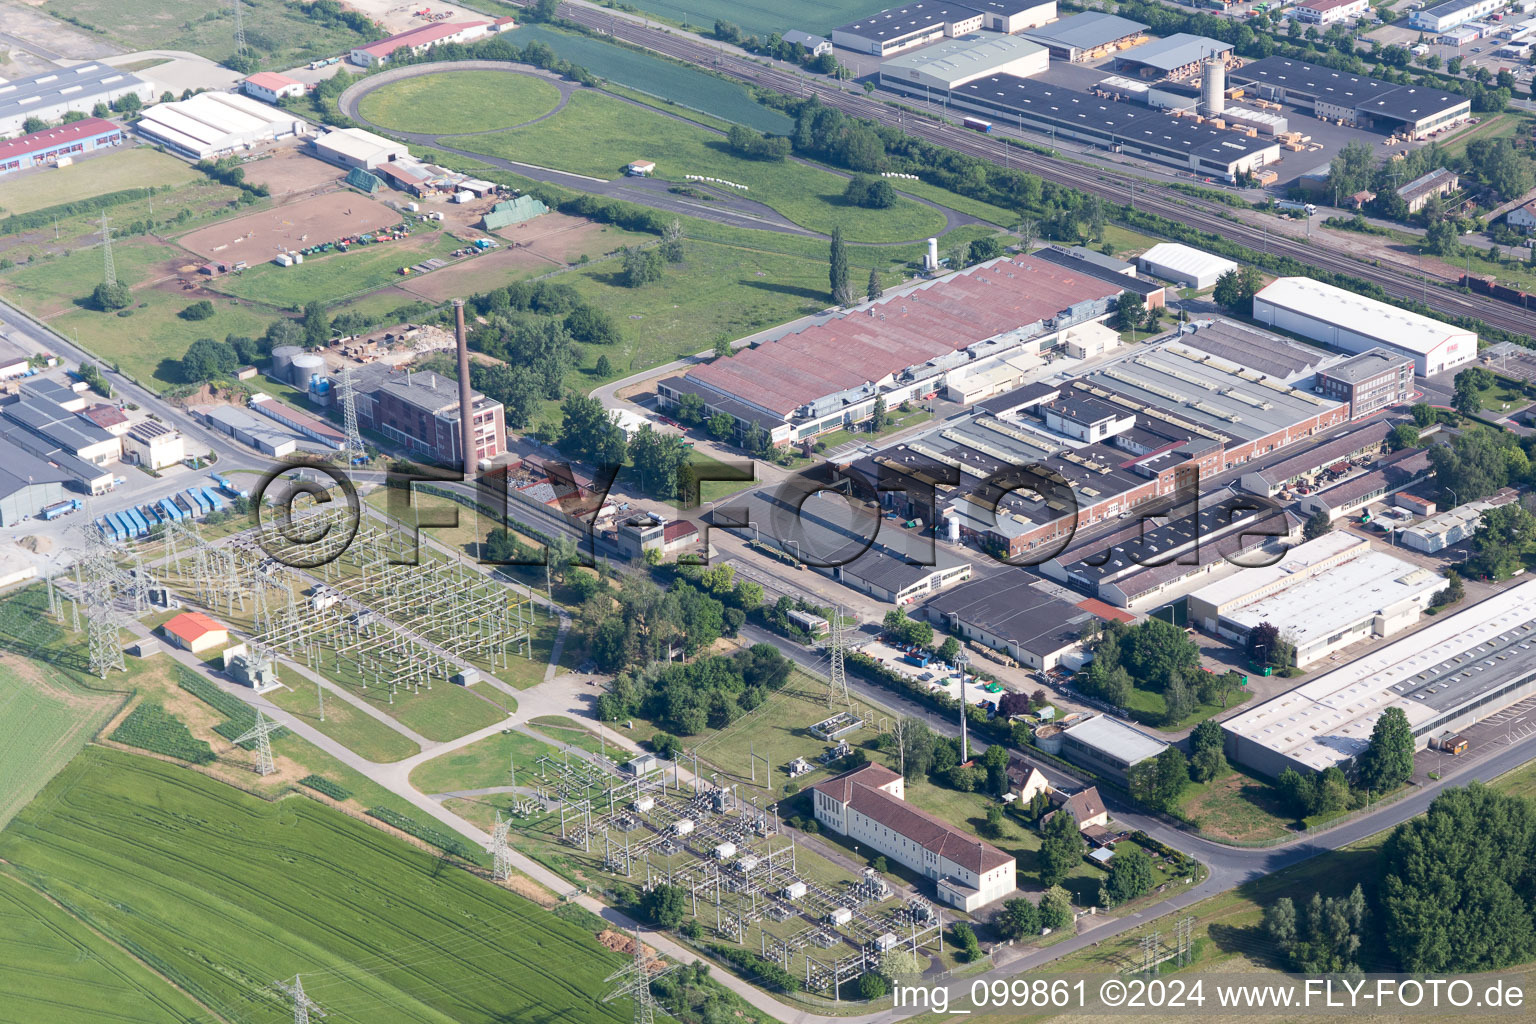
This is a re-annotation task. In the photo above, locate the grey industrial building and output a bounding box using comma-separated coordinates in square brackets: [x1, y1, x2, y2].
[1019, 12, 1148, 61]
[945, 75, 1279, 180]
[0, 64, 155, 138]
[0, 420, 111, 494]
[1049, 715, 1168, 783]
[836, 551, 973, 604]
[1113, 33, 1232, 78]
[1228, 57, 1471, 139]
[1222, 581, 1536, 777]
[924, 574, 1103, 669]
[832, 2, 988, 56]
[0, 447, 70, 525]
[1313, 348, 1415, 420]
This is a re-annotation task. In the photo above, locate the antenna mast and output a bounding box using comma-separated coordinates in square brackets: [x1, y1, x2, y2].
[827, 605, 851, 709]
[338, 365, 364, 456]
[233, 0, 247, 57]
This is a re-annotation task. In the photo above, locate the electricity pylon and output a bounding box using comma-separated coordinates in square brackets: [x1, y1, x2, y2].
[827, 605, 851, 710]
[100, 212, 115, 287]
[603, 928, 672, 1024]
[232, 0, 247, 57]
[492, 810, 512, 881]
[274, 976, 324, 1024]
[338, 365, 364, 455]
[234, 710, 280, 776]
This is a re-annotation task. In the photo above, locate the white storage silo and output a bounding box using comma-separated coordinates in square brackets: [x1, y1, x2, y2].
[1199, 57, 1226, 118]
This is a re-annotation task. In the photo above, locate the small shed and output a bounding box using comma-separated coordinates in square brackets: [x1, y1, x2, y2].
[783, 881, 807, 900]
[632, 795, 655, 814]
[713, 841, 737, 860]
[626, 160, 656, 176]
[738, 855, 760, 872]
[673, 818, 695, 837]
[827, 907, 853, 926]
[875, 932, 899, 951]
[1089, 846, 1115, 865]
[626, 753, 660, 776]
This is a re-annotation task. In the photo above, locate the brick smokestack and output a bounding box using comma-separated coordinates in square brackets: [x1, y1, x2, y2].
[453, 298, 475, 482]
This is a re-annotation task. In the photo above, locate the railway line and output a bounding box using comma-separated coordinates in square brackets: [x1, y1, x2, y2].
[531, 0, 1536, 337]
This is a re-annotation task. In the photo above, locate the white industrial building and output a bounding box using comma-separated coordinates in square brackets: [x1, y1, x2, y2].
[811, 762, 1016, 910]
[1293, 0, 1370, 24]
[311, 127, 409, 170]
[833, 2, 985, 55]
[968, 0, 1058, 32]
[1186, 533, 1445, 667]
[1253, 277, 1476, 377]
[135, 91, 309, 159]
[1136, 242, 1237, 289]
[1399, 487, 1520, 553]
[1222, 580, 1536, 778]
[1410, 0, 1505, 32]
[242, 72, 306, 104]
[0, 65, 155, 138]
[878, 32, 1048, 93]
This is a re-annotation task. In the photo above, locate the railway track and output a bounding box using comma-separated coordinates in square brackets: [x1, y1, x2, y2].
[529, 1, 1536, 337]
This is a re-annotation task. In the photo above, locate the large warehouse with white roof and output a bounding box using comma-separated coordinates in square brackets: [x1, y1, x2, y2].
[1221, 581, 1536, 778]
[1253, 277, 1476, 376]
[135, 91, 309, 159]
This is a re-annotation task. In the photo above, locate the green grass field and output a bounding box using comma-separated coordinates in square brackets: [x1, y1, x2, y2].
[358, 70, 564, 135]
[0, 749, 631, 1024]
[410, 727, 562, 794]
[262, 680, 422, 763]
[45, 0, 373, 69]
[1173, 765, 1294, 843]
[205, 228, 465, 309]
[461, 91, 946, 243]
[0, 660, 123, 830]
[0, 148, 197, 217]
[500, 25, 795, 135]
[0, 871, 206, 1023]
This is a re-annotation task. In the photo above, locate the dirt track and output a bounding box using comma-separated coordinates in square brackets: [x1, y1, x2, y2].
[176, 192, 400, 260]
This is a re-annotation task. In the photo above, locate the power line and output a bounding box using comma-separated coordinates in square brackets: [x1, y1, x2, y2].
[233, 709, 280, 775]
[274, 976, 325, 1024]
[100, 212, 115, 287]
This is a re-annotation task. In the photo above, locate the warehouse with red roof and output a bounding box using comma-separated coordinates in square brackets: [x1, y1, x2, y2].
[658, 255, 1127, 445]
[0, 117, 123, 177]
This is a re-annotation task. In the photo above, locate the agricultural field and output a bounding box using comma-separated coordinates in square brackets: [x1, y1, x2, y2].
[0, 148, 198, 217]
[461, 91, 947, 243]
[0, 658, 124, 830]
[358, 70, 564, 135]
[0, 749, 632, 1024]
[0, 871, 207, 1024]
[43, 0, 375, 69]
[500, 25, 795, 135]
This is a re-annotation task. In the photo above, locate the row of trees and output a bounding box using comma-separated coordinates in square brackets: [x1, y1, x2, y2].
[1078, 619, 1242, 726]
[1274, 706, 1415, 819]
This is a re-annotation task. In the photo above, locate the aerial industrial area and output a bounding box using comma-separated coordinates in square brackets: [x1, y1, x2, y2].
[4, 0, 1536, 1020]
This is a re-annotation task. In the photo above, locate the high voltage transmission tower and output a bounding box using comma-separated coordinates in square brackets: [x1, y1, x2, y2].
[232, 0, 247, 57]
[234, 710, 281, 776]
[827, 605, 851, 710]
[100, 212, 115, 287]
[491, 810, 513, 881]
[274, 976, 325, 1024]
[603, 929, 672, 1024]
[338, 365, 364, 455]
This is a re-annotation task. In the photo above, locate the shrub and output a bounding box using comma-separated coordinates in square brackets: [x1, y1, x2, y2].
[110, 701, 215, 763]
[299, 775, 351, 801]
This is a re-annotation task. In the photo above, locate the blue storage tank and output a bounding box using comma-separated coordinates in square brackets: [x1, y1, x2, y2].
[200, 487, 225, 512]
[159, 498, 183, 522]
[186, 489, 209, 515]
[108, 511, 132, 539]
[127, 509, 148, 536]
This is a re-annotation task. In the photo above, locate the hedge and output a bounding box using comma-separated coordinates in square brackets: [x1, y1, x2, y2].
[367, 806, 477, 860]
[176, 668, 289, 748]
[299, 775, 351, 801]
[110, 702, 216, 764]
[0, 187, 164, 235]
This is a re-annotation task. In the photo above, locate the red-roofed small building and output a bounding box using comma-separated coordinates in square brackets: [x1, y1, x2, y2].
[77, 404, 130, 436]
[243, 72, 306, 103]
[1293, 0, 1368, 25]
[161, 611, 230, 654]
[349, 21, 491, 66]
[811, 762, 1016, 910]
[0, 117, 123, 177]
